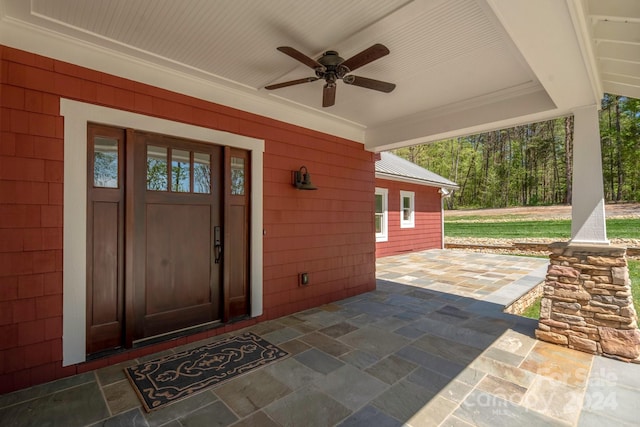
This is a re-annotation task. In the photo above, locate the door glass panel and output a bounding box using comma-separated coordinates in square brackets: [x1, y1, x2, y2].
[194, 152, 211, 194]
[171, 149, 191, 192]
[147, 146, 168, 191]
[94, 137, 118, 188]
[231, 157, 245, 195]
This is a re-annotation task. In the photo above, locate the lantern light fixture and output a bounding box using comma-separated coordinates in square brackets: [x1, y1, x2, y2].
[292, 166, 317, 190]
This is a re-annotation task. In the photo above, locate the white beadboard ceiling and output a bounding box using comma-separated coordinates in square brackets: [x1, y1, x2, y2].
[1, 0, 638, 150]
[586, 0, 640, 100]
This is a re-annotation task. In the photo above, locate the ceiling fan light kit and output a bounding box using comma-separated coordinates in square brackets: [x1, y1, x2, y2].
[265, 44, 396, 107]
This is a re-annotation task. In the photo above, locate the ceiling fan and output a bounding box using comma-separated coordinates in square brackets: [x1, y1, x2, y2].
[265, 44, 396, 107]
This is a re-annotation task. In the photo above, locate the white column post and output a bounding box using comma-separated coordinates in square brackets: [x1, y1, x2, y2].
[570, 105, 608, 244]
[439, 188, 451, 250]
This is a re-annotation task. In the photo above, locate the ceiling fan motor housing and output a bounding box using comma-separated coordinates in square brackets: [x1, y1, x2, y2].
[318, 51, 344, 67]
[316, 51, 349, 84]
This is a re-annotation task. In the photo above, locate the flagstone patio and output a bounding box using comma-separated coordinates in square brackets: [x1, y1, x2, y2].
[1, 250, 638, 426]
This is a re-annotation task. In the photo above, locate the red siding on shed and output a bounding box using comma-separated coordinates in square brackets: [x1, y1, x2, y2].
[375, 178, 443, 257]
[0, 45, 376, 393]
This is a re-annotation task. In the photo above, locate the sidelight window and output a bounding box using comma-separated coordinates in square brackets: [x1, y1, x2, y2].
[194, 153, 212, 194]
[93, 137, 119, 188]
[231, 157, 245, 195]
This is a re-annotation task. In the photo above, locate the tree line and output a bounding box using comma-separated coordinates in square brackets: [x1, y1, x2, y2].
[393, 95, 640, 209]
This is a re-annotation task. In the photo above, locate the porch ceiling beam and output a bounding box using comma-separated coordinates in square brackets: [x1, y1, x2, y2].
[593, 20, 640, 44]
[601, 73, 640, 88]
[486, 0, 600, 110]
[597, 41, 640, 64]
[600, 59, 640, 78]
[602, 81, 640, 100]
[365, 87, 558, 151]
[587, 0, 640, 22]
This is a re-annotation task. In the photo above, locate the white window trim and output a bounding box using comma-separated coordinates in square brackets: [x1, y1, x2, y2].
[375, 188, 388, 242]
[400, 190, 415, 228]
[61, 99, 264, 366]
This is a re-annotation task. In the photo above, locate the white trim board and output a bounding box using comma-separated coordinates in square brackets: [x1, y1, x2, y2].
[61, 98, 264, 366]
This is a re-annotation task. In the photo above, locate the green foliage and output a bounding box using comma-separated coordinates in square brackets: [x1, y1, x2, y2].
[93, 151, 118, 187]
[600, 95, 640, 202]
[147, 158, 168, 191]
[394, 94, 640, 208]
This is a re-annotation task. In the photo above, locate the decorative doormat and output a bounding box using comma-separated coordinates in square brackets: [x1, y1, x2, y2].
[125, 332, 289, 412]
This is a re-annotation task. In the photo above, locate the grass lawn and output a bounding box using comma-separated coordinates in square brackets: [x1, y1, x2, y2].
[522, 296, 541, 319]
[630, 260, 640, 326]
[522, 259, 640, 327]
[445, 218, 639, 239]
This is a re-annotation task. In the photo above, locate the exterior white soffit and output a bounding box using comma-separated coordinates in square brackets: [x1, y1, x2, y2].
[486, 0, 600, 110]
[366, 87, 557, 151]
[0, 0, 614, 153]
[368, 0, 605, 151]
[0, 6, 366, 143]
[581, 0, 640, 100]
[60, 98, 265, 366]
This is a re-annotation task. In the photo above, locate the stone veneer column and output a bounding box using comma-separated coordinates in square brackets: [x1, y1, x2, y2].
[536, 242, 640, 362]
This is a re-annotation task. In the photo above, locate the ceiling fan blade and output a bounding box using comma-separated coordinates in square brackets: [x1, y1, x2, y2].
[341, 44, 390, 72]
[265, 77, 319, 90]
[323, 84, 336, 107]
[344, 75, 396, 93]
[277, 46, 322, 69]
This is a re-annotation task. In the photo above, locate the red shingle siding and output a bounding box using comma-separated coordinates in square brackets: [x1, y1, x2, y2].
[0, 45, 376, 393]
[375, 178, 443, 257]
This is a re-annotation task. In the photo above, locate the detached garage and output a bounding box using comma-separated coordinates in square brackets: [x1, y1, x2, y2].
[375, 152, 459, 257]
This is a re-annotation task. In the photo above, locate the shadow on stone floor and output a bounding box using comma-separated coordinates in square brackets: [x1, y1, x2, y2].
[2, 250, 637, 426]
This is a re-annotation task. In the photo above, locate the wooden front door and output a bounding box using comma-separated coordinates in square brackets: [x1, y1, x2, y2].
[130, 132, 223, 341]
[86, 125, 250, 356]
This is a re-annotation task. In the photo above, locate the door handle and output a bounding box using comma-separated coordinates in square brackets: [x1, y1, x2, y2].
[214, 226, 223, 264]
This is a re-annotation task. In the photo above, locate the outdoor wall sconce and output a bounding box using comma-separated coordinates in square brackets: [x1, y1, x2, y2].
[293, 166, 318, 190]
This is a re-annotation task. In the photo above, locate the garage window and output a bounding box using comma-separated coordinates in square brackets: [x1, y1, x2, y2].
[375, 188, 388, 242]
[400, 190, 414, 228]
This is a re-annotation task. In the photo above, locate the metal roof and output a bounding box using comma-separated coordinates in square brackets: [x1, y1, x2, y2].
[375, 152, 459, 190]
